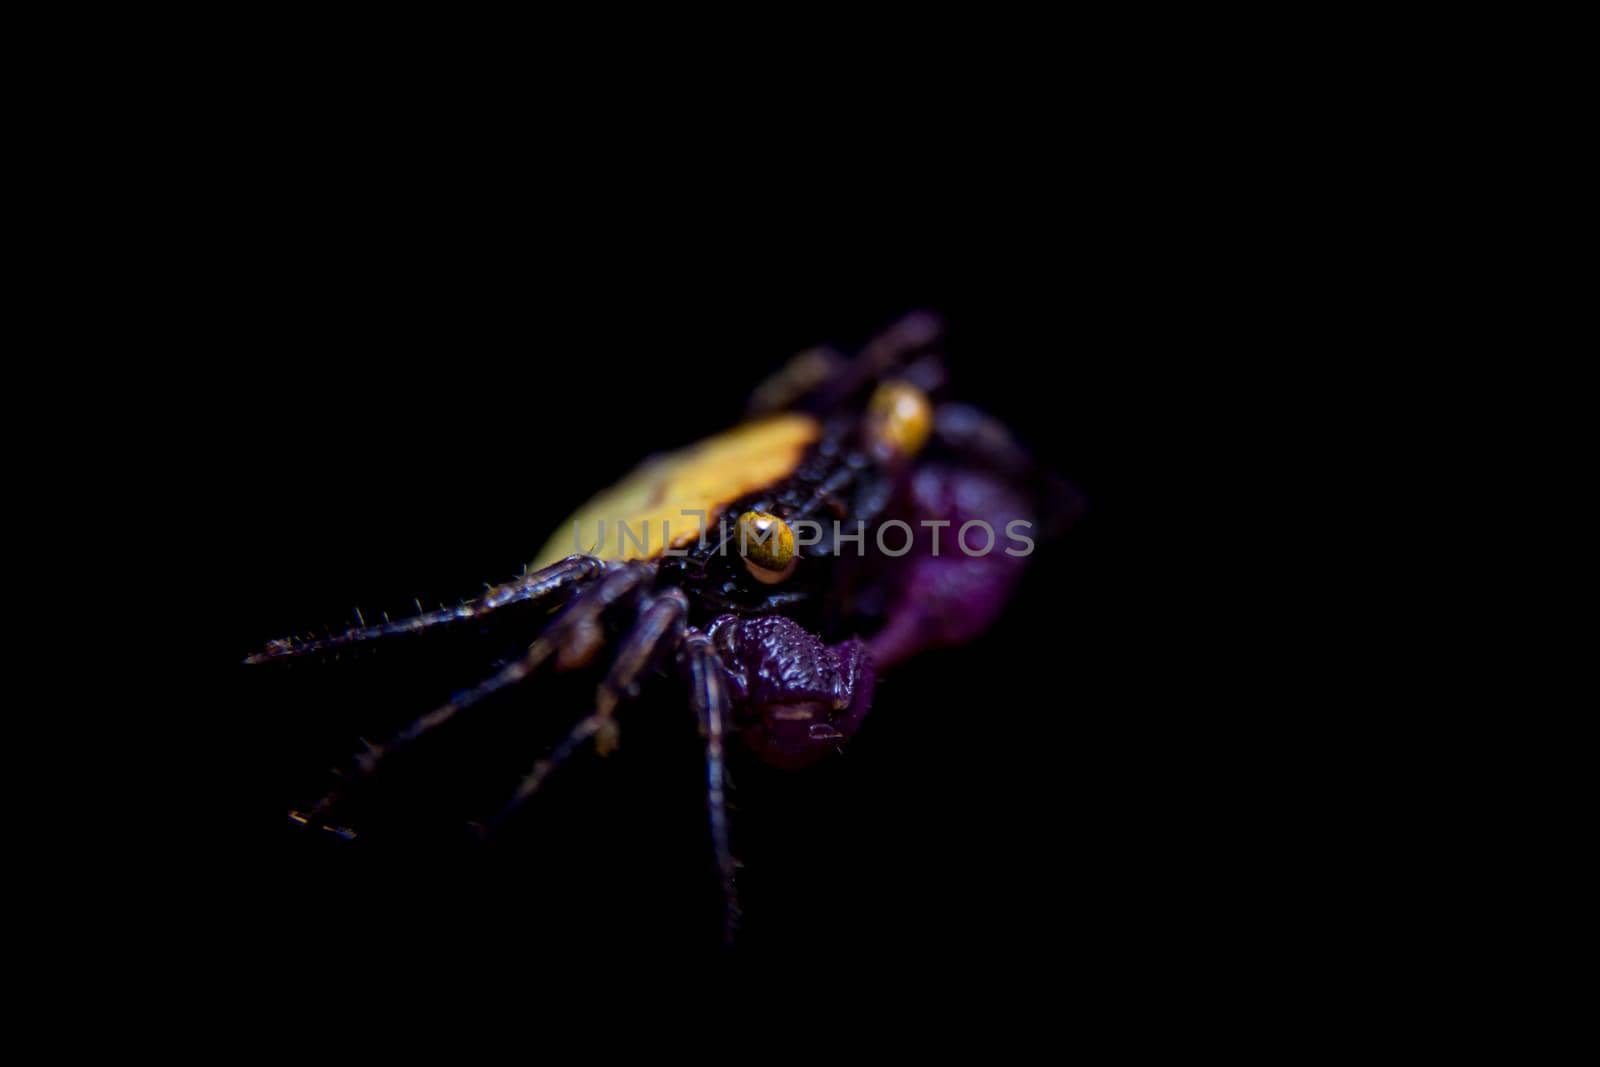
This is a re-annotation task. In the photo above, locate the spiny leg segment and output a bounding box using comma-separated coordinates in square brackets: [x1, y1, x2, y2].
[488, 589, 690, 826]
[265, 547, 747, 940]
[289, 561, 651, 834]
[478, 601, 743, 941]
[684, 632, 739, 942]
[247, 554, 606, 664]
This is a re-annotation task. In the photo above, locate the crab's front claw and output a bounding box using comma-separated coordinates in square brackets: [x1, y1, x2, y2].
[708, 614, 875, 768]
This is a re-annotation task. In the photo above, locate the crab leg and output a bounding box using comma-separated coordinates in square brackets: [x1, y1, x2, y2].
[290, 563, 651, 833]
[683, 631, 739, 944]
[247, 555, 605, 664]
[591, 591, 690, 754]
[487, 589, 688, 826]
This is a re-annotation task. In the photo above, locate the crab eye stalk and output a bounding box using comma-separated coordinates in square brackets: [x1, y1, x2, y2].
[865, 380, 933, 461]
[737, 510, 797, 584]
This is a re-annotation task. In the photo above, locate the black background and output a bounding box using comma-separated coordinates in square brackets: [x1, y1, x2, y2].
[219, 196, 1224, 967]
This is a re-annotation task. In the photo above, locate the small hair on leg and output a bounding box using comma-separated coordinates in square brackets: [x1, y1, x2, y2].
[247, 555, 605, 664]
[286, 562, 652, 835]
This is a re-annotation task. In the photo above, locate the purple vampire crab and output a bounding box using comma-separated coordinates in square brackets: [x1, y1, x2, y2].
[249, 312, 1077, 940]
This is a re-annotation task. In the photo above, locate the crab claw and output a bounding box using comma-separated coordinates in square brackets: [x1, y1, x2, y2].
[707, 614, 875, 768]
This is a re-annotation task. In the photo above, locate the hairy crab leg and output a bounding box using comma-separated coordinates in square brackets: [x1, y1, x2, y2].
[486, 588, 688, 827]
[247, 554, 606, 664]
[592, 591, 689, 754]
[683, 632, 739, 944]
[480, 607, 743, 943]
[289, 563, 652, 833]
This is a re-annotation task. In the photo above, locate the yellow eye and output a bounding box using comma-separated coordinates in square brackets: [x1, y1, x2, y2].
[865, 380, 933, 460]
[737, 510, 797, 584]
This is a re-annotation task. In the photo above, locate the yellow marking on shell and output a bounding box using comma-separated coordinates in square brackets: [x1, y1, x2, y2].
[530, 413, 820, 569]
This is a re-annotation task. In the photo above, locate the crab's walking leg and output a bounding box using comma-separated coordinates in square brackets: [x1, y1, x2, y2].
[248, 555, 605, 664]
[592, 591, 689, 754]
[487, 589, 688, 826]
[684, 632, 739, 943]
[291, 563, 652, 832]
